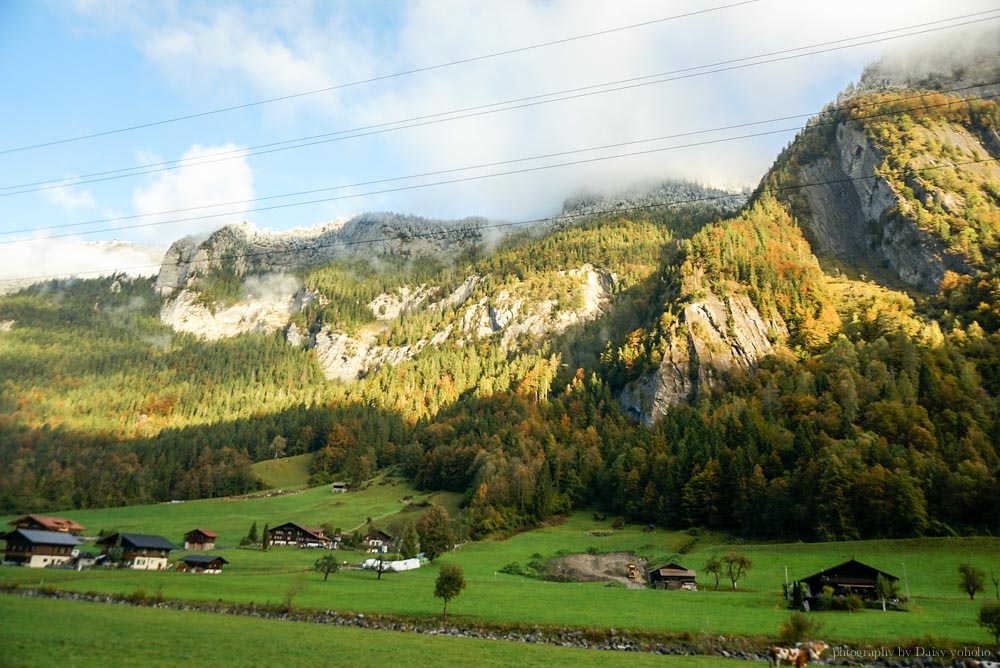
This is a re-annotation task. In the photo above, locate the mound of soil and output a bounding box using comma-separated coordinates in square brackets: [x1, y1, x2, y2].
[549, 551, 647, 589]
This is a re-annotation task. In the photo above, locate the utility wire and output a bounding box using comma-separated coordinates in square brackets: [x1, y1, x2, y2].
[4, 9, 998, 197]
[0, 1, 760, 156]
[3, 85, 995, 242]
[2, 156, 996, 285]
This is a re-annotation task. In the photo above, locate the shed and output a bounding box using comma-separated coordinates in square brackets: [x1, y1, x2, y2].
[648, 562, 697, 590]
[183, 528, 218, 551]
[178, 554, 229, 574]
[331, 482, 348, 493]
[800, 559, 898, 600]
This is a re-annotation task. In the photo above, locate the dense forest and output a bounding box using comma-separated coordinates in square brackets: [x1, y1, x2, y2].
[1, 89, 999, 541]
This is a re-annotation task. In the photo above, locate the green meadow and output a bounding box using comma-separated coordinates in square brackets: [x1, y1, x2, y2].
[2, 480, 998, 648]
[251, 453, 315, 489]
[0, 596, 758, 668]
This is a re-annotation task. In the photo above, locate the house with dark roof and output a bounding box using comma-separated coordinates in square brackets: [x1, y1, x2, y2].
[267, 522, 332, 548]
[800, 559, 899, 601]
[648, 562, 698, 590]
[97, 532, 178, 570]
[178, 554, 229, 574]
[2, 528, 82, 568]
[183, 528, 218, 551]
[363, 530, 393, 551]
[8, 515, 86, 535]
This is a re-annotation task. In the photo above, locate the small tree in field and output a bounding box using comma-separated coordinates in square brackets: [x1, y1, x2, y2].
[723, 552, 753, 591]
[314, 554, 340, 582]
[959, 563, 986, 600]
[434, 564, 466, 620]
[875, 574, 899, 612]
[417, 504, 456, 561]
[979, 602, 1000, 643]
[704, 555, 723, 591]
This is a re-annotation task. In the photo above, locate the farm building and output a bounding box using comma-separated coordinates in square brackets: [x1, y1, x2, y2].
[800, 559, 899, 600]
[268, 522, 332, 548]
[648, 562, 697, 590]
[97, 533, 178, 570]
[331, 482, 348, 493]
[183, 528, 218, 551]
[8, 515, 85, 535]
[178, 554, 228, 574]
[2, 528, 82, 568]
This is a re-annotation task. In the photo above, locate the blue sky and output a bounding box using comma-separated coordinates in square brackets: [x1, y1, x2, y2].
[0, 0, 997, 283]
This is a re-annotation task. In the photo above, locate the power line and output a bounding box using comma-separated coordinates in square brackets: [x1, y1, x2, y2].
[0, 1, 760, 156]
[3, 156, 995, 285]
[5, 83, 995, 238]
[4, 85, 995, 242]
[4, 10, 998, 197]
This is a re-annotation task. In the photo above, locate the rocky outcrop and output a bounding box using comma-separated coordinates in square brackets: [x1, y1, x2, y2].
[621, 289, 786, 424]
[797, 121, 980, 291]
[159, 281, 308, 340]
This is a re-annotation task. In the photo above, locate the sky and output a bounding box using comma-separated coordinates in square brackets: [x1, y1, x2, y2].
[0, 0, 998, 285]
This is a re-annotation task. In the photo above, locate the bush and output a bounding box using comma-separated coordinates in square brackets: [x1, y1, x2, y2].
[499, 562, 526, 576]
[777, 612, 824, 644]
[611, 518, 625, 530]
[830, 594, 863, 612]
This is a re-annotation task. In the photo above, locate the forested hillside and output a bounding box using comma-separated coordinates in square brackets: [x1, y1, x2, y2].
[2, 87, 999, 542]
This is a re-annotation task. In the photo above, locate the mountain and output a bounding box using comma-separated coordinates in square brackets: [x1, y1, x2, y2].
[2, 44, 1000, 541]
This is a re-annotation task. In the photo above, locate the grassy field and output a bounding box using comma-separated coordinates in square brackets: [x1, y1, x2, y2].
[251, 453, 314, 489]
[2, 503, 997, 646]
[0, 595, 759, 668]
[1, 476, 462, 548]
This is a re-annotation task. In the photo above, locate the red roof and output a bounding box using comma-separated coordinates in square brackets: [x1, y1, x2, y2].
[187, 528, 218, 538]
[10, 515, 86, 533]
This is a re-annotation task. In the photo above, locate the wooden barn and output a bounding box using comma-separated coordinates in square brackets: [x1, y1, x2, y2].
[800, 559, 899, 600]
[97, 532, 178, 570]
[8, 515, 86, 535]
[178, 554, 228, 574]
[2, 528, 82, 568]
[183, 528, 218, 551]
[330, 482, 348, 494]
[648, 562, 697, 590]
[268, 522, 332, 548]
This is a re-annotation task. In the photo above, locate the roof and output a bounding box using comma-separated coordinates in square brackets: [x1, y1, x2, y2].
[185, 528, 218, 539]
[4, 528, 83, 546]
[365, 530, 393, 540]
[649, 562, 697, 578]
[97, 533, 178, 551]
[802, 559, 899, 584]
[180, 554, 229, 565]
[271, 522, 330, 542]
[9, 515, 86, 533]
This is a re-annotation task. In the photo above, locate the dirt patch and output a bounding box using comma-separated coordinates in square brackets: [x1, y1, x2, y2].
[549, 552, 647, 589]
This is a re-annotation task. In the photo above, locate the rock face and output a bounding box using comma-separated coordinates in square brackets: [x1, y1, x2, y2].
[796, 120, 989, 291]
[159, 282, 307, 340]
[621, 288, 786, 425]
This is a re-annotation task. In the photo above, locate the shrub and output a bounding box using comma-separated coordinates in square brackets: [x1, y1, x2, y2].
[777, 612, 824, 644]
[611, 517, 625, 530]
[124, 588, 147, 603]
[499, 562, 526, 576]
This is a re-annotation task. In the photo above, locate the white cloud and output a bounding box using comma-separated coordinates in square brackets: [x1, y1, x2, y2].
[47, 184, 96, 213]
[0, 237, 164, 292]
[131, 143, 255, 242]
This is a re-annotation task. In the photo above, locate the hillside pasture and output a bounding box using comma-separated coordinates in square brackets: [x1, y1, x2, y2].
[251, 452, 315, 489]
[1, 511, 996, 645]
[0, 595, 758, 668]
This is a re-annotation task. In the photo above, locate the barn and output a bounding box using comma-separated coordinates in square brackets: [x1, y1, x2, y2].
[647, 562, 697, 590]
[800, 558, 899, 600]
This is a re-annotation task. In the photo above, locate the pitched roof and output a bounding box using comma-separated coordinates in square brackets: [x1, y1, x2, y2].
[180, 554, 229, 565]
[650, 562, 696, 578]
[9, 515, 86, 533]
[271, 522, 330, 542]
[4, 528, 83, 546]
[802, 558, 898, 583]
[97, 532, 178, 551]
[186, 528, 218, 539]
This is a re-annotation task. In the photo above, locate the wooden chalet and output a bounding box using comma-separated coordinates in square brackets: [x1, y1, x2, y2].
[331, 481, 348, 494]
[178, 554, 229, 574]
[648, 562, 697, 590]
[2, 528, 82, 568]
[363, 530, 393, 551]
[268, 522, 332, 548]
[800, 559, 899, 600]
[8, 514, 85, 535]
[183, 528, 218, 551]
[97, 532, 178, 570]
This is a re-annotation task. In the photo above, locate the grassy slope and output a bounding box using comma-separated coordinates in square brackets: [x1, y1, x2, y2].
[251, 453, 315, 489]
[2, 506, 996, 645]
[0, 477, 462, 546]
[0, 596, 756, 668]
